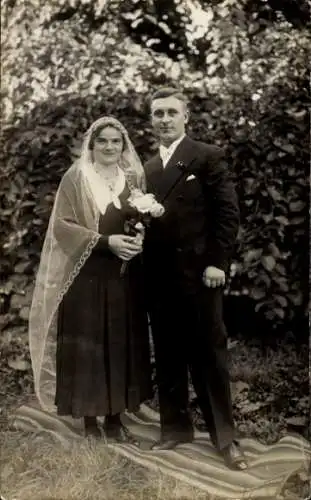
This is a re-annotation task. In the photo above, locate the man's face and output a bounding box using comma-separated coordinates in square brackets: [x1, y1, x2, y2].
[151, 96, 189, 147]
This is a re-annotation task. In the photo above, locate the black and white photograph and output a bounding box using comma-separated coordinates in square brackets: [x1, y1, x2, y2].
[1, 1, 310, 499]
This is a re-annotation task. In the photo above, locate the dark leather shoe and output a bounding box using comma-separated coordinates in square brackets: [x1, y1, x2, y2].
[84, 426, 102, 438]
[151, 439, 181, 451]
[221, 441, 247, 470]
[105, 423, 139, 446]
[151, 432, 194, 451]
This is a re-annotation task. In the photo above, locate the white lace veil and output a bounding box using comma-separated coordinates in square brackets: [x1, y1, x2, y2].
[29, 116, 146, 412]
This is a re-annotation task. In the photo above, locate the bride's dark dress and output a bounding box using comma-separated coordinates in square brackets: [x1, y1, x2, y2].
[55, 184, 152, 418]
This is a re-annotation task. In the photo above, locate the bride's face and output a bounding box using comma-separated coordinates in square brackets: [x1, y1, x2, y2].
[92, 126, 123, 167]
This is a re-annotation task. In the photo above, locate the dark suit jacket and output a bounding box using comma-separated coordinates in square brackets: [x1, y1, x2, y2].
[143, 135, 239, 282]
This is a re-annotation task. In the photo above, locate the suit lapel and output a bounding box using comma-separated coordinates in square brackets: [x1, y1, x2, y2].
[156, 136, 198, 200]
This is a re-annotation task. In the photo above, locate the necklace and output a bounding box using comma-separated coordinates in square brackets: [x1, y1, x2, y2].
[94, 163, 119, 191]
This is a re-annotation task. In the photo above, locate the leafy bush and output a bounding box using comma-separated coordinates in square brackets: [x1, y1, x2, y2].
[1, 0, 309, 338]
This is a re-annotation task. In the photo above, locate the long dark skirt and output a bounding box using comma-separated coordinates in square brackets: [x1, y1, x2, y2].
[55, 251, 152, 418]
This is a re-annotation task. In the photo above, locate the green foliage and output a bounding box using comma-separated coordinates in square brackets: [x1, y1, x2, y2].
[1, 0, 309, 336]
[185, 78, 309, 332]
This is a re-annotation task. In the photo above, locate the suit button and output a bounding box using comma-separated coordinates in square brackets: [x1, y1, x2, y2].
[176, 247, 182, 253]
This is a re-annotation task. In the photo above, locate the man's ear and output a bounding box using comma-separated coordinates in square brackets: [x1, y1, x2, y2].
[184, 108, 190, 124]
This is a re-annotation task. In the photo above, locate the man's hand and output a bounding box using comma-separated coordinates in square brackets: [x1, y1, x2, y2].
[108, 234, 143, 261]
[202, 266, 226, 288]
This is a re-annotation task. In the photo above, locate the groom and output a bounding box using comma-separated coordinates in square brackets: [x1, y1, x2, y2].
[143, 87, 247, 470]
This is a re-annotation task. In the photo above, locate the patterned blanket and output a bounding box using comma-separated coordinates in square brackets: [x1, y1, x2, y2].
[10, 399, 310, 499]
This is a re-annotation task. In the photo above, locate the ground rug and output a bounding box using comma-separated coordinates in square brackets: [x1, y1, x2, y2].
[9, 398, 311, 499]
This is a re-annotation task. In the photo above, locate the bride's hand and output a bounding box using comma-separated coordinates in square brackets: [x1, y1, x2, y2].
[108, 234, 143, 261]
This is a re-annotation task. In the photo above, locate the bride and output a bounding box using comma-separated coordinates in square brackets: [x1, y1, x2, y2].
[29, 117, 152, 442]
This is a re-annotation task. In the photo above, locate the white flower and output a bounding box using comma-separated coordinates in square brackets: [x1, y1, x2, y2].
[129, 190, 165, 218]
[134, 221, 145, 243]
[149, 201, 165, 218]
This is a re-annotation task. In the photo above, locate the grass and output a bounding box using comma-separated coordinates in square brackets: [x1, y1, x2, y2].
[0, 336, 309, 500]
[229, 340, 309, 444]
[229, 340, 306, 384]
[0, 430, 215, 500]
[1, 428, 308, 500]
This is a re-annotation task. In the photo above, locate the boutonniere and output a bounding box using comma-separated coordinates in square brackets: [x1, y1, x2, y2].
[176, 161, 188, 173]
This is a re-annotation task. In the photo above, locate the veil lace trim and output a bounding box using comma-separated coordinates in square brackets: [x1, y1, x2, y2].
[56, 232, 101, 308]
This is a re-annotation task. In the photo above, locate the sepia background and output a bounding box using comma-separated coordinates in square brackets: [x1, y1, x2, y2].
[1, 1, 310, 499]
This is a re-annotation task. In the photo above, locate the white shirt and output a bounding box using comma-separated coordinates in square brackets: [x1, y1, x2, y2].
[159, 134, 186, 168]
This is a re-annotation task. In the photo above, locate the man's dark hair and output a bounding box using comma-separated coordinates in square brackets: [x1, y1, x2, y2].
[149, 86, 189, 108]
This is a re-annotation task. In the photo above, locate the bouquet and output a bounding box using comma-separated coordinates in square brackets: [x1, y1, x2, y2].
[120, 189, 165, 276]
